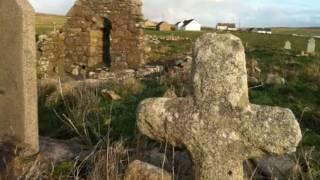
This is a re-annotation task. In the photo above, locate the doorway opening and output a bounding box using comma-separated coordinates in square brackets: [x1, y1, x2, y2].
[102, 18, 112, 67]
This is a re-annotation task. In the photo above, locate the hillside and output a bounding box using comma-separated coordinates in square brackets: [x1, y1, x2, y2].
[35, 13, 67, 34]
[273, 27, 320, 36]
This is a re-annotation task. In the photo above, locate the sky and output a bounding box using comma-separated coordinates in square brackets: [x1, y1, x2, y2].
[28, 0, 320, 27]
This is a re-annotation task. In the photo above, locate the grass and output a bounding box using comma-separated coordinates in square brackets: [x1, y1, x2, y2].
[34, 27, 320, 179]
[273, 27, 320, 37]
[35, 13, 66, 34]
[234, 31, 320, 53]
[38, 80, 168, 144]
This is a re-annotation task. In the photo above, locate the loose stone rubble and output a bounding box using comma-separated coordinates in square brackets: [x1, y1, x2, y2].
[137, 33, 302, 180]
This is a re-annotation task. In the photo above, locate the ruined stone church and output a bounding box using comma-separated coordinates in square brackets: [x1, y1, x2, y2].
[38, 0, 145, 78]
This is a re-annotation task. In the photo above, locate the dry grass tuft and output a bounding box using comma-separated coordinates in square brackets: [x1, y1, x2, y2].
[88, 140, 129, 180]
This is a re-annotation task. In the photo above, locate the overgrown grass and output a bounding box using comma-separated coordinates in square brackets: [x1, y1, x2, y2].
[38, 80, 168, 144]
[35, 29, 320, 179]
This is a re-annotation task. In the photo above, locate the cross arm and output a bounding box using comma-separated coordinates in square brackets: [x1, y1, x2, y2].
[240, 104, 302, 157]
[137, 97, 194, 146]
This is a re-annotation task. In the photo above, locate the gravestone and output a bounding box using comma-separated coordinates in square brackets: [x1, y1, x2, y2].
[0, 0, 39, 156]
[137, 33, 302, 180]
[307, 38, 316, 53]
[284, 40, 291, 50]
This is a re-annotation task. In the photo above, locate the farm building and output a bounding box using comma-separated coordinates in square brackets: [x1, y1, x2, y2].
[216, 23, 237, 31]
[143, 19, 156, 28]
[250, 28, 272, 34]
[175, 19, 201, 31]
[156, 21, 171, 31]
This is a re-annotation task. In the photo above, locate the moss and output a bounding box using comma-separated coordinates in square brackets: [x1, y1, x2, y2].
[53, 161, 74, 177]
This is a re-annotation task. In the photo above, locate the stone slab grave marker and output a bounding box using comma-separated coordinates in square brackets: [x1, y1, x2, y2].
[284, 40, 292, 50]
[137, 33, 302, 180]
[307, 38, 316, 53]
[0, 0, 39, 156]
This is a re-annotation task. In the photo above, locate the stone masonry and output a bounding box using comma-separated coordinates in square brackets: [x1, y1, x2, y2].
[64, 0, 144, 70]
[137, 33, 302, 180]
[0, 0, 39, 156]
[38, 0, 144, 78]
[37, 31, 65, 79]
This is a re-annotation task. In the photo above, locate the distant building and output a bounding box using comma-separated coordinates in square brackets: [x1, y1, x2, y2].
[216, 23, 237, 31]
[175, 21, 184, 30]
[175, 19, 201, 31]
[156, 21, 171, 31]
[143, 19, 156, 28]
[250, 28, 272, 34]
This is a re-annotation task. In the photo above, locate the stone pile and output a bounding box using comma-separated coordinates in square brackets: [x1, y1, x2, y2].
[87, 65, 164, 81]
[144, 34, 161, 45]
[145, 34, 191, 42]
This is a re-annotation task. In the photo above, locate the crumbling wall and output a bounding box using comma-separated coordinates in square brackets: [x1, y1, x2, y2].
[37, 0, 144, 79]
[37, 32, 65, 79]
[64, 0, 145, 71]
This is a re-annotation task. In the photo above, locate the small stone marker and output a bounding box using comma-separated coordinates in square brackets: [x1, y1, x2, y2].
[0, 0, 39, 156]
[284, 40, 292, 50]
[307, 38, 316, 53]
[137, 33, 302, 180]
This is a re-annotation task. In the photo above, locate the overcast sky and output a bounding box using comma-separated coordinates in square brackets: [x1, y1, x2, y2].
[28, 0, 320, 27]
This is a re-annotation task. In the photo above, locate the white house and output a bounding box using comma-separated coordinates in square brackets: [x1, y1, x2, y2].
[250, 28, 272, 34]
[216, 23, 237, 31]
[175, 21, 184, 30]
[175, 19, 201, 31]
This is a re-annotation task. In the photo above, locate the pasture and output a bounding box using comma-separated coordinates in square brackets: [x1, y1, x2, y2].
[35, 15, 320, 178]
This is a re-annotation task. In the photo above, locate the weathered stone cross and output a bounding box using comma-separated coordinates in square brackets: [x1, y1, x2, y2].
[137, 33, 302, 180]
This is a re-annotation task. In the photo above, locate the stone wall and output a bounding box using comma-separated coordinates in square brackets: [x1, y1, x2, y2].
[37, 32, 65, 79]
[37, 0, 144, 78]
[64, 0, 144, 71]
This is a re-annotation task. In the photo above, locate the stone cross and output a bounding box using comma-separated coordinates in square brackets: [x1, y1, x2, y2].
[137, 33, 302, 180]
[307, 38, 316, 53]
[0, 0, 39, 156]
[284, 40, 291, 50]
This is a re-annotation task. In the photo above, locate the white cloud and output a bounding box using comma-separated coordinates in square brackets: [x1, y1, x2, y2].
[27, 0, 320, 27]
[28, 0, 76, 15]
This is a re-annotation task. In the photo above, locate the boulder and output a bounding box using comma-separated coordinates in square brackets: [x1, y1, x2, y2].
[101, 89, 121, 101]
[254, 155, 299, 179]
[124, 160, 172, 180]
[265, 73, 286, 85]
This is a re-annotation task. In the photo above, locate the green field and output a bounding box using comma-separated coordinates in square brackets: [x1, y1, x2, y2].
[145, 29, 320, 132]
[145, 29, 320, 53]
[273, 27, 320, 36]
[35, 15, 320, 178]
[35, 13, 66, 34]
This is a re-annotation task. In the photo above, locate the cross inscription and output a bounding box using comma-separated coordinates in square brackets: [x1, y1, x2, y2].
[137, 33, 302, 180]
